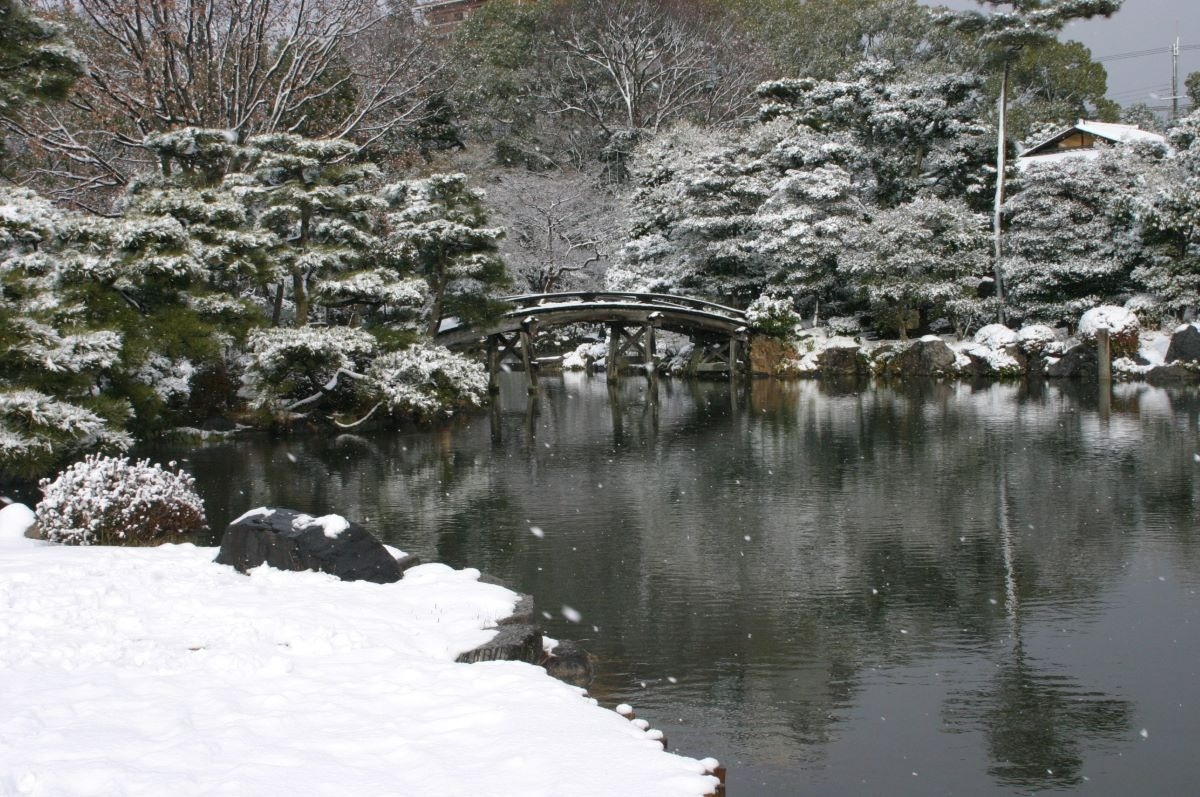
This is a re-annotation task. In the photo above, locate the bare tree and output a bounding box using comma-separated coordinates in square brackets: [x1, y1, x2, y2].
[11, 0, 442, 205]
[483, 166, 619, 293]
[544, 0, 765, 177]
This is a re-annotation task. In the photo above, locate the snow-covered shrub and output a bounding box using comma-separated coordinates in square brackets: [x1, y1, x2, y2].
[1016, 325, 1060, 356]
[745, 294, 800, 338]
[826, 316, 863, 336]
[563, 340, 609, 371]
[973, 324, 1018, 349]
[1078, 305, 1141, 358]
[244, 326, 378, 408]
[364, 343, 489, 419]
[35, 455, 207, 546]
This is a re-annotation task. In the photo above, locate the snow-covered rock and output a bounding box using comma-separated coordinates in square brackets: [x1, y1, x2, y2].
[0, 503, 36, 547]
[952, 341, 1025, 377]
[1079, 305, 1141, 359]
[1078, 305, 1140, 339]
[1165, 323, 1200, 364]
[1016, 324, 1060, 356]
[214, 506, 406, 584]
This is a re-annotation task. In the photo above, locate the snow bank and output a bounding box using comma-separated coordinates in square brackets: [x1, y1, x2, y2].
[0, 502, 36, 547]
[0, 518, 718, 797]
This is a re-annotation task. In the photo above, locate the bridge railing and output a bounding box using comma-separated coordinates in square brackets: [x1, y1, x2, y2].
[502, 292, 748, 322]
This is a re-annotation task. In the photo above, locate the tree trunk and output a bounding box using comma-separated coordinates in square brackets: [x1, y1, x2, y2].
[427, 282, 444, 337]
[272, 281, 285, 327]
[992, 59, 1010, 320]
[292, 267, 308, 327]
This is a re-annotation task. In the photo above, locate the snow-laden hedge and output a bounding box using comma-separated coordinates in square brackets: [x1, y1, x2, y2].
[746, 294, 800, 338]
[36, 455, 207, 546]
[365, 343, 488, 419]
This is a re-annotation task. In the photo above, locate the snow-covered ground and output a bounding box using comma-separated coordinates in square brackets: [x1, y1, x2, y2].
[0, 506, 718, 797]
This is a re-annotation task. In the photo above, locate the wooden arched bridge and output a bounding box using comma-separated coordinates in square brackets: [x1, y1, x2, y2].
[435, 292, 753, 390]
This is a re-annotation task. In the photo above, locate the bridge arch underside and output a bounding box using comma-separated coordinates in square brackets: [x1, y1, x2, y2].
[435, 301, 751, 389]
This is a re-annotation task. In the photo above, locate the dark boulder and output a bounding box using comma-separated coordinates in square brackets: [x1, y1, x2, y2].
[882, 338, 957, 377]
[1165, 324, 1200, 364]
[1045, 343, 1097, 379]
[1146, 363, 1200, 385]
[214, 507, 403, 584]
[455, 624, 543, 664]
[541, 639, 598, 687]
[818, 344, 868, 376]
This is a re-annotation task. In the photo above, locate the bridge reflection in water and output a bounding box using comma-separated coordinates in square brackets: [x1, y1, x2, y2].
[435, 292, 755, 391]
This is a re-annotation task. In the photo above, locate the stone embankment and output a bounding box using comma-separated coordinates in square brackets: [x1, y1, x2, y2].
[749, 310, 1200, 384]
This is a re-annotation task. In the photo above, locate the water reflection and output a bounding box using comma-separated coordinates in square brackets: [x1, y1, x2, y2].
[142, 375, 1200, 796]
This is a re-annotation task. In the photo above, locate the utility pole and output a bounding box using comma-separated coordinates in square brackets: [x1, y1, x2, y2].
[1172, 36, 1180, 120]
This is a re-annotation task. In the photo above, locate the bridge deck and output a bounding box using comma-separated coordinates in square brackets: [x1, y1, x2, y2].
[436, 292, 750, 348]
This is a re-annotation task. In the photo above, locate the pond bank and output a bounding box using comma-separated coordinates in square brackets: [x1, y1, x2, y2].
[0, 508, 722, 797]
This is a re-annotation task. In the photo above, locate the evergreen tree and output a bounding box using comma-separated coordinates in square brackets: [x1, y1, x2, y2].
[0, 0, 84, 159]
[936, 1, 1123, 310]
[1134, 112, 1200, 320]
[228, 134, 386, 327]
[1002, 144, 1152, 326]
[613, 118, 867, 313]
[757, 60, 992, 208]
[843, 197, 990, 338]
[383, 173, 509, 337]
[0, 187, 132, 479]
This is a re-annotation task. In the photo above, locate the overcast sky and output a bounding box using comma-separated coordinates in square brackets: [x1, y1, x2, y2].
[922, 1, 1199, 113]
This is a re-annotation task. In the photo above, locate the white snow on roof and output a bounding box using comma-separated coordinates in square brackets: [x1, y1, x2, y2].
[1018, 119, 1167, 165]
[1073, 120, 1166, 145]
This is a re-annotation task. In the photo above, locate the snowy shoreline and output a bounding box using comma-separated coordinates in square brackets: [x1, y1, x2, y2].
[0, 506, 721, 797]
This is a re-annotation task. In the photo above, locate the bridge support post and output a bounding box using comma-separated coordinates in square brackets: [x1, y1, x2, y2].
[486, 336, 501, 394]
[606, 323, 619, 385]
[644, 314, 660, 382]
[520, 316, 539, 395]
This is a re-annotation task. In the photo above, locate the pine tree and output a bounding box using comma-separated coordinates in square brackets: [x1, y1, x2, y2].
[842, 197, 990, 338]
[0, 0, 84, 159]
[935, 1, 1123, 310]
[229, 134, 386, 327]
[383, 173, 509, 337]
[0, 187, 132, 479]
[1002, 143, 1152, 326]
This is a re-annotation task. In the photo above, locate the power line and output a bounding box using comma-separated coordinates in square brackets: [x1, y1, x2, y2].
[1095, 43, 1200, 62]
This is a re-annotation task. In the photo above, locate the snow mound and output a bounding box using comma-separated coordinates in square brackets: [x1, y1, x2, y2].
[0, 502, 36, 547]
[0, 545, 719, 796]
[974, 324, 1018, 348]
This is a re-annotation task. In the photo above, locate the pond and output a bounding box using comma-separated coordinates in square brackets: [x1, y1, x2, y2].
[143, 373, 1200, 796]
